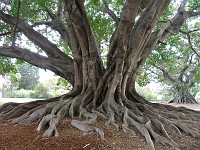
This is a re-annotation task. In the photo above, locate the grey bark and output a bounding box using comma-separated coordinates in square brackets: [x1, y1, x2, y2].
[0, 1, 200, 150]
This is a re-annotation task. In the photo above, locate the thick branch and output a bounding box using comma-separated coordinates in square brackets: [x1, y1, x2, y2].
[38, 3, 72, 49]
[185, 62, 199, 85]
[0, 46, 74, 85]
[134, 0, 199, 74]
[0, 10, 68, 59]
[0, 21, 51, 37]
[127, 0, 170, 67]
[153, 65, 176, 83]
[125, 0, 171, 92]
[108, 0, 142, 66]
[188, 11, 200, 17]
[65, 0, 102, 60]
[180, 29, 200, 57]
[178, 54, 194, 81]
[102, 0, 120, 23]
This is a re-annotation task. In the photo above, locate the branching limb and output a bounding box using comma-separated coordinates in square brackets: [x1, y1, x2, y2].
[134, 0, 199, 74]
[152, 64, 177, 83]
[180, 29, 200, 57]
[0, 46, 74, 84]
[0, 21, 51, 37]
[108, 0, 142, 66]
[178, 53, 194, 81]
[0, 10, 67, 58]
[188, 10, 200, 17]
[102, 0, 120, 23]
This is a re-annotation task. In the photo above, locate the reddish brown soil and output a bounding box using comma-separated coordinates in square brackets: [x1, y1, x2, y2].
[1, 104, 200, 150]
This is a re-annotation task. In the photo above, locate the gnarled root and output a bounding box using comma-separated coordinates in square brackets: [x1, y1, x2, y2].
[1, 92, 200, 150]
[71, 120, 105, 140]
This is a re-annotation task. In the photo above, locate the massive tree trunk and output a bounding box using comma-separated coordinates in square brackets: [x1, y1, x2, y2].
[1, 0, 200, 150]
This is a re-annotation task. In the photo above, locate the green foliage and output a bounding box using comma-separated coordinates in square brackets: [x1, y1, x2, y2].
[0, 57, 17, 76]
[136, 72, 150, 87]
[30, 83, 52, 99]
[9, 0, 56, 22]
[4, 89, 31, 98]
[145, 92, 157, 102]
[1, 75, 20, 98]
[136, 84, 158, 102]
[85, 0, 116, 52]
[1, 0, 199, 102]
[144, 24, 200, 96]
[57, 77, 72, 91]
[18, 63, 39, 90]
[191, 85, 200, 97]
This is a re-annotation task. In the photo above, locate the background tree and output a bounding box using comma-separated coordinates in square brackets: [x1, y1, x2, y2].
[0, 0, 200, 149]
[17, 63, 39, 90]
[0, 57, 19, 97]
[145, 25, 200, 103]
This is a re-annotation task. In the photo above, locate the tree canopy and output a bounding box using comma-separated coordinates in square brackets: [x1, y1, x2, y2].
[0, 0, 200, 149]
[144, 20, 200, 103]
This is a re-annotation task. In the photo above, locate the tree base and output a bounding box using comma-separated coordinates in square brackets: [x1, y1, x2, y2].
[169, 95, 198, 104]
[1, 93, 200, 150]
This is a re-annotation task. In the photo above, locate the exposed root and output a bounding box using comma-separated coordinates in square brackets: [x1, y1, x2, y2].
[71, 120, 105, 140]
[1, 92, 200, 150]
[13, 101, 58, 125]
[0, 102, 21, 114]
[37, 114, 59, 137]
[11, 104, 45, 124]
[173, 122, 200, 138]
[122, 107, 155, 150]
[145, 120, 178, 148]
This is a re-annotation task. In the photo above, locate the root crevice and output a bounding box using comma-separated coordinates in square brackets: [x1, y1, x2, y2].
[1, 92, 200, 150]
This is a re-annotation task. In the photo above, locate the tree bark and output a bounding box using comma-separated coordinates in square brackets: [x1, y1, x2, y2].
[0, 46, 75, 85]
[1, 1, 200, 150]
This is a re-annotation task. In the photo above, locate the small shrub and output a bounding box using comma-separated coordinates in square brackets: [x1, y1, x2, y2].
[145, 92, 157, 102]
[30, 83, 53, 99]
[3, 89, 31, 98]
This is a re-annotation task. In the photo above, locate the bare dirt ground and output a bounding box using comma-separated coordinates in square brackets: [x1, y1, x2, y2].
[1, 103, 200, 150]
